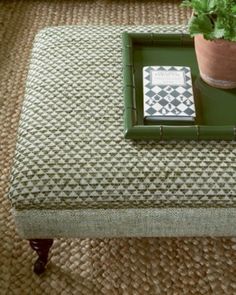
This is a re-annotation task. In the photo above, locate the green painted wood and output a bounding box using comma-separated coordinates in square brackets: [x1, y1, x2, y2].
[122, 32, 236, 140]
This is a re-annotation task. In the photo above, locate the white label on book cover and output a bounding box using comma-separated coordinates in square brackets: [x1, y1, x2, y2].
[151, 70, 186, 86]
[143, 66, 196, 120]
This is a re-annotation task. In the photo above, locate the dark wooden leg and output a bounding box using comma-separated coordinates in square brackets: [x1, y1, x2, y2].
[29, 239, 53, 275]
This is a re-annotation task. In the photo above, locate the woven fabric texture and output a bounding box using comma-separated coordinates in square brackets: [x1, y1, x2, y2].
[2, 2, 236, 294]
[14, 208, 236, 238]
[9, 25, 236, 211]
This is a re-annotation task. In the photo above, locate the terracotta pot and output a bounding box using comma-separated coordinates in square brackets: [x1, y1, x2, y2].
[194, 34, 236, 89]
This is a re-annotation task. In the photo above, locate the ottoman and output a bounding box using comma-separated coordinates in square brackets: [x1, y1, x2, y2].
[8, 25, 236, 274]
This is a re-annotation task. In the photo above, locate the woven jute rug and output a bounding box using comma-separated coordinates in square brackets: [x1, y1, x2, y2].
[1, 1, 236, 294]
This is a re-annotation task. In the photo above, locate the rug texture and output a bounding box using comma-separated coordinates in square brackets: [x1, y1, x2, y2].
[1, 1, 236, 294]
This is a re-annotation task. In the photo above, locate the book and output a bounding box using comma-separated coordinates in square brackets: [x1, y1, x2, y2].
[143, 66, 196, 124]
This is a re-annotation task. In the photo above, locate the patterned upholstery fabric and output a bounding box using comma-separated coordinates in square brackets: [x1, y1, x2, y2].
[9, 25, 236, 213]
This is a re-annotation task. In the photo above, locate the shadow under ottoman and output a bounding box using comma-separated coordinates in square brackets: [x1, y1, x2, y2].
[8, 25, 236, 274]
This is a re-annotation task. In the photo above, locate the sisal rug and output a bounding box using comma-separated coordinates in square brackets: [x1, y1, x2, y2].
[0, 1, 236, 294]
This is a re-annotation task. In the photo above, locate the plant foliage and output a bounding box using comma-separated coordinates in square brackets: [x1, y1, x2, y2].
[181, 0, 236, 41]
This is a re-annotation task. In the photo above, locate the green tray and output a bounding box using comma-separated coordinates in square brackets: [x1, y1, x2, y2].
[122, 32, 236, 140]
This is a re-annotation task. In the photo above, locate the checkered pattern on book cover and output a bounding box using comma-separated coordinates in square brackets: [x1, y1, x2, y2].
[143, 66, 195, 119]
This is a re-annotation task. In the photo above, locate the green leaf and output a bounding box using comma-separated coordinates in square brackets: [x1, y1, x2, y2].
[188, 14, 213, 36]
[207, 0, 218, 11]
[211, 28, 225, 38]
[181, 0, 236, 41]
[181, 0, 217, 13]
[191, 0, 217, 13]
[232, 5, 236, 14]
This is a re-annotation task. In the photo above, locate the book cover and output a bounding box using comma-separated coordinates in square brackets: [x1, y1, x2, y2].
[143, 66, 196, 123]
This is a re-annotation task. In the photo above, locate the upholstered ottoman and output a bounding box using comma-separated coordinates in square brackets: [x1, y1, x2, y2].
[9, 25, 236, 274]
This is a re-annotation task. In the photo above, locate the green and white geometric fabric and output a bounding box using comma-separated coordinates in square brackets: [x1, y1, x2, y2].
[9, 26, 236, 212]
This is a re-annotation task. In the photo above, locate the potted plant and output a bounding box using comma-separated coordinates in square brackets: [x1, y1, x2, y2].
[181, 0, 236, 89]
